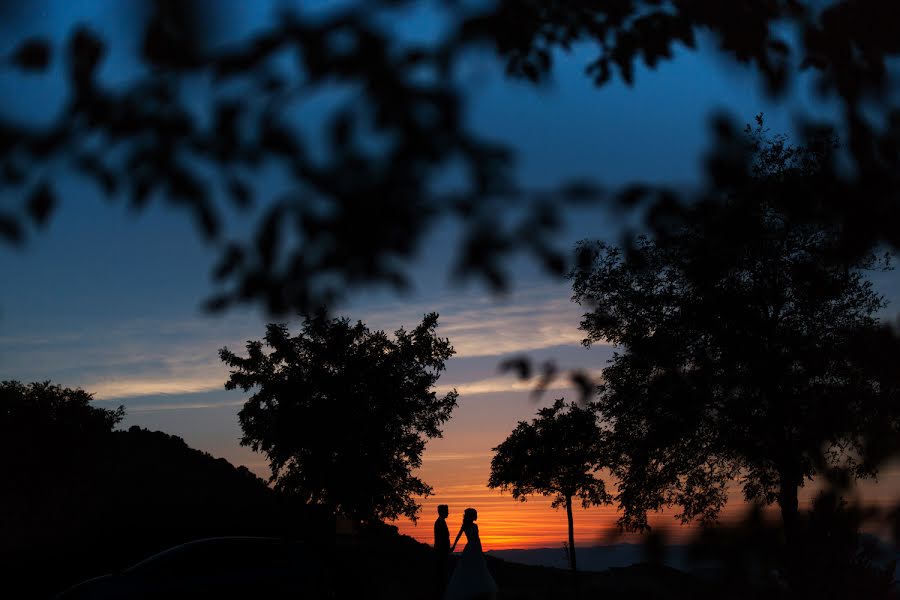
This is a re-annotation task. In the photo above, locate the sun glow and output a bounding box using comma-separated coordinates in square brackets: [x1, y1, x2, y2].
[391, 446, 697, 551]
[392, 476, 709, 551]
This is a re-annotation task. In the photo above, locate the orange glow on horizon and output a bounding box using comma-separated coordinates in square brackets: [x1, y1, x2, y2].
[388, 445, 717, 551]
[213, 390, 900, 552]
[392, 484, 767, 551]
[392, 431, 900, 552]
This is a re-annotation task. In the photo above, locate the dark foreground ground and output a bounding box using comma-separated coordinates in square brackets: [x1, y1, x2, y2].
[341, 525, 837, 600]
[9, 525, 707, 600]
[12, 523, 900, 599]
[335, 531, 705, 600]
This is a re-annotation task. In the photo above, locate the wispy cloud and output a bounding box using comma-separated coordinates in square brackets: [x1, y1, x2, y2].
[426, 452, 494, 462]
[362, 286, 603, 359]
[0, 314, 262, 401]
[436, 369, 603, 397]
[126, 398, 245, 412]
[1, 285, 603, 407]
[94, 363, 600, 405]
[90, 375, 226, 400]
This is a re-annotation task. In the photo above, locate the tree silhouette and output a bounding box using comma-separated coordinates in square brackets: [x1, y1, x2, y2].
[0, 380, 121, 595]
[219, 311, 458, 524]
[0, 379, 123, 435]
[488, 398, 610, 571]
[0, 380, 124, 529]
[569, 127, 900, 567]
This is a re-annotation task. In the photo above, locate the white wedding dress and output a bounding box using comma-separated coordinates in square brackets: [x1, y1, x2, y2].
[444, 523, 498, 600]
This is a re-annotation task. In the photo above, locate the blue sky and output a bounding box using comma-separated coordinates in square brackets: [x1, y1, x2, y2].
[2, 0, 897, 546]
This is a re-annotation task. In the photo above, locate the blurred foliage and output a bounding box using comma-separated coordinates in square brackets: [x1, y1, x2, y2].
[683, 494, 896, 599]
[4, 0, 899, 421]
[220, 311, 457, 524]
[1, 1, 899, 312]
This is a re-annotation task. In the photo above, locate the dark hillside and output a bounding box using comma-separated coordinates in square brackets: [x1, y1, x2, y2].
[5, 424, 717, 599]
[3, 425, 327, 598]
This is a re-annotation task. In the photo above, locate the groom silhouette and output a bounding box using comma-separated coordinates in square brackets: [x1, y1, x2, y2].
[433, 504, 451, 598]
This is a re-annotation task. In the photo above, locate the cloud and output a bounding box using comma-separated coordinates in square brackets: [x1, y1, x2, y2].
[94, 364, 598, 406]
[90, 375, 226, 400]
[126, 398, 245, 412]
[91, 358, 599, 409]
[1, 285, 604, 408]
[426, 452, 494, 462]
[361, 285, 604, 359]
[0, 314, 262, 401]
[436, 369, 603, 397]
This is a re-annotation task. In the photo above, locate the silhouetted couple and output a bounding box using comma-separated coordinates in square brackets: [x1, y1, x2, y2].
[434, 505, 497, 600]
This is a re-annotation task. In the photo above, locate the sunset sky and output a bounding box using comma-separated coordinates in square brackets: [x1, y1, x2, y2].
[2, 1, 899, 552]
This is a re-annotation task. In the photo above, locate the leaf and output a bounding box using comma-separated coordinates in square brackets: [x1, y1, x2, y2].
[75, 154, 116, 195]
[2, 161, 26, 185]
[168, 169, 219, 239]
[68, 27, 105, 89]
[570, 371, 596, 404]
[540, 250, 566, 276]
[213, 244, 245, 281]
[10, 38, 51, 71]
[499, 356, 532, 380]
[261, 118, 300, 157]
[560, 180, 603, 203]
[194, 201, 220, 240]
[520, 61, 540, 83]
[330, 109, 354, 150]
[618, 184, 649, 207]
[227, 177, 252, 209]
[256, 206, 283, 266]
[26, 182, 56, 227]
[0, 214, 23, 245]
[531, 360, 557, 401]
[203, 293, 231, 313]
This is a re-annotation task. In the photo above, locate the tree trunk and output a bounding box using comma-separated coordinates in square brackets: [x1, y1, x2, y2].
[566, 495, 577, 572]
[778, 470, 800, 549]
[778, 466, 802, 586]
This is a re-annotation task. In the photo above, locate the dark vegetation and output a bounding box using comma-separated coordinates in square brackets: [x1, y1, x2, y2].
[4, 1, 900, 598]
[566, 122, 900, 593]
[0, 381, 326, 598]
[489, 399, 609, 572]
[570, 120, 895, 540]
[0, 381, 707, 600]
[2, 1, 899, 315]
[288, 521, 710, 600]
[489, 123, 900, 595]
[220, 311, 457, 524]
[685, 496, 897, 599]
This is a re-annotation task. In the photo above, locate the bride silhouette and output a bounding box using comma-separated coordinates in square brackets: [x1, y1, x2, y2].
[444, 508, 498, 600]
